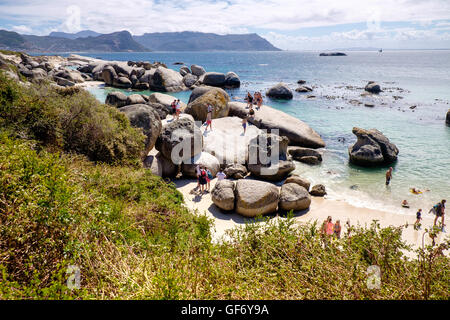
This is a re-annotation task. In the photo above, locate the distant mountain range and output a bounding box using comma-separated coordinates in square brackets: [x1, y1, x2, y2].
[0, 29, 281, 52]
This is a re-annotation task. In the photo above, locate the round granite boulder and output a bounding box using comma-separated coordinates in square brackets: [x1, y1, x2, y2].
[266, 83, 293, 100]
[279, 183, 311, 211]
[211, 180, 236, 211]
[235, 180, 279, 217]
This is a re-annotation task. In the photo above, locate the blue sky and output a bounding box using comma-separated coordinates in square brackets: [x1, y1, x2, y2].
[1, 0, 450, 50]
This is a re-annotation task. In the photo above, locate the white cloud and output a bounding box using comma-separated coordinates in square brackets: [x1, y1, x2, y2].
[11, 24, 32, 34]
[1, 0, 450, 49]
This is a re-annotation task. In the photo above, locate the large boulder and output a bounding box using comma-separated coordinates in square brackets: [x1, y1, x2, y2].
[185, 87, 230, 122]
[150, 67, 187, 92]
[247, 133, 294, 181]
[112, 62, 133, 77]
[126, 94, 146, 105]
[101, 65, 117, 86]
[119, 104, 162, 156]
[181, 152, 220, 178]
[202, 116, 262, 165]
[228, 102, 325, 148]
[144, 150, 178, 178]
[284, 175, 311, 191]
[235, 180, 280, 217]
[211, 180, 235, 211]
[201, 72, 226, 87]
[295, 85, 313, 93]
[446, 110, 450, 126]
[266, 83, 293, 100]
[224, 164, 248, 180]
[179, 66, 191, 76]
[288, 146, 323, 162]
[183, 73, 198, 88]
[348, 127, 399, 166]
[191, 64, 206, 77]
[147, 102, 172, 120]
[279, 183, 311, 211]
[155, 117, 203, 164]
[224, 72, 240, 88]
[31, 68, 47, 81]
[105, 91, 128, 107]
[365, 81, 382, 94]
[310, 184, 327, 197]
[188, 86, 216, 103]
[113, 76, 132, 89]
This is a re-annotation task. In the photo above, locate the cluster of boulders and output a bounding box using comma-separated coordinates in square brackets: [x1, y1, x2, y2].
[103, 84, 325, 184]
[211, 175, 326, 217]
[177, 64, 241, 89]
[348, 127, 399, 167]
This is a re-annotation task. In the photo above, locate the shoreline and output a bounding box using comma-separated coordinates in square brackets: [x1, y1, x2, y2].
[175, 177, 447, 254]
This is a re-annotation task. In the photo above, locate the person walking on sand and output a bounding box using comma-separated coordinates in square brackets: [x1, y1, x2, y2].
[414, 209, 422, 230]
[386, 167, 393, 186]
[333, 220, 341, 239]
[205, 104, 212, 131]
[433, 199, 446, 228]
[199, 167, 208, 194]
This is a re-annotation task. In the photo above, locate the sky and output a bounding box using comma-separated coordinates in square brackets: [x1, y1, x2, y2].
[1, 0, 450, 50]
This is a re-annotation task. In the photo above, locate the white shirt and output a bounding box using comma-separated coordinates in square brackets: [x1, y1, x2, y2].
[216, 171, 226, 180]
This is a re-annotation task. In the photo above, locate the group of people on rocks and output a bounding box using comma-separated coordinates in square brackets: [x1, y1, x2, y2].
[386, 168, 446, 231]
[170, 99, 182, 120]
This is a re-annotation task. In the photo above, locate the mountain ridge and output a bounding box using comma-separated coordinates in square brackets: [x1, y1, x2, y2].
[0, 29, 281, 52]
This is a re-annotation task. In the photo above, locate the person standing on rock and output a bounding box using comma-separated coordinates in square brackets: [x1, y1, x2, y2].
[171, 100, 177, 118]
[255, 92, 263, 109]
[205, 104, 213, 131]
[175, 99, 181, 120]
[385, 167, 393, 186]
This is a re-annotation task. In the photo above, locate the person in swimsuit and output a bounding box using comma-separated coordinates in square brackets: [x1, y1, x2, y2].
[246, 92, 253, 108]
[333, 220, 341, 239]
[386, 167, 393, 186]
[326, 217, 334, 237]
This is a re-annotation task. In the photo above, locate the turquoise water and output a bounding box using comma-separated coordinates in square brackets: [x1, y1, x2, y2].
[69, 51, 449, 216]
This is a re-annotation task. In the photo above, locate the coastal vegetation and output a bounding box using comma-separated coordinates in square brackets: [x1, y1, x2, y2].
[0, 55, 449, 300]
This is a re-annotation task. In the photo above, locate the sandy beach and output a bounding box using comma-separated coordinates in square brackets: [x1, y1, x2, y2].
[175, 177, 447, 254]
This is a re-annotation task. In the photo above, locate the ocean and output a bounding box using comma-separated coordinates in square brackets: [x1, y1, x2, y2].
[58, 50, 450, 217]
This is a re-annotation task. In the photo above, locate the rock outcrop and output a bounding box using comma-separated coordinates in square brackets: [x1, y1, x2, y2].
[105, 91, 128, 107]
[185, 87, 230, 122]
[279, 183, 311, 211]
[119, 104, 162, 156]
[155, 117, 203, 164]
[348, 127, 399, 166]
[288, 146, 323, 163]
[224, 164, 248, 180]
[235, 180, 279, 217]
[365, 81, 382, 94]
[211, 180, 236, 211]
[284, 175, 311, 191]
[310, 184, 327, 197]
[224, 72, 240, 88]
[319, 52, 346, 56]
[201, 72, 226, 87]
[143, 149, 178, 178]
[191, 64, 206, 77]
[150, 67, 187, 92]
[247, 133, 295, 181]
[266, 83, 293, 100]
[446, 109, 450, 126]
[228, 102, 325, 148]
[148, 92, 187, 110]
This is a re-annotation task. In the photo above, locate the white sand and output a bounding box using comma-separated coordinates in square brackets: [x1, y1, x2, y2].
[175, 178, 448, 255]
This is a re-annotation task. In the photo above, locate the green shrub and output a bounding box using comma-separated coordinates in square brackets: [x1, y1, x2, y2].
[0, 71, 145, 164]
